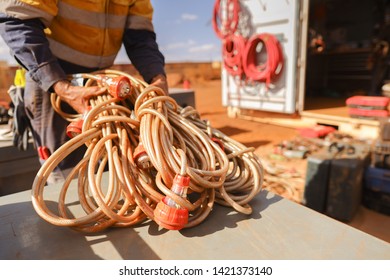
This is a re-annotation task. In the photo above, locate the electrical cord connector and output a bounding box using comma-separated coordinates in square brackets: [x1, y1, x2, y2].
[66, 106, 91, 138]
[66, 119, 84, 138]
[154, 174, 190, 230]
[98, 75, 132, 100]
[133, 142, 152, 169]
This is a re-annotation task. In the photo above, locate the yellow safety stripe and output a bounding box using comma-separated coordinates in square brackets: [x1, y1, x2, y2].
[59, 0, 108, 14]
[126, 15, 154, 31]
[48, 38, 117, 68]
[127, 0, 154, 30]
[57, 1, 128, 29]
[62, 0, 130, 15]
[49, 17, 123, 56]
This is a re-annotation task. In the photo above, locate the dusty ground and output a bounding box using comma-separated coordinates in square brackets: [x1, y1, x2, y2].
[185, 78, 390, 243]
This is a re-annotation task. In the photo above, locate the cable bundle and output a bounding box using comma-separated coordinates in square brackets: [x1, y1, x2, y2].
[212, 0, 240, 39]
[222, 33, 246, 77]
[31, 70, 264, 232]
[242, 33, 284, 88]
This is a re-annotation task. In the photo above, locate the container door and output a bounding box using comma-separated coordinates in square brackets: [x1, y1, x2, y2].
[221, 0, 309, 114]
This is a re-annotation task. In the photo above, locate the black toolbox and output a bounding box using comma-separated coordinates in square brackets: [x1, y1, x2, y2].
[304, 142, 371, 222]
[303, 143, 341, 213]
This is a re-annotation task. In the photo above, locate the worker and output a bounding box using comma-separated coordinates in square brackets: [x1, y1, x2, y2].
[0, 1, 168, 183]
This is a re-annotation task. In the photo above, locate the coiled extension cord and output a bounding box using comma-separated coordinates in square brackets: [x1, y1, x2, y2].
[31, 69, 264, 232]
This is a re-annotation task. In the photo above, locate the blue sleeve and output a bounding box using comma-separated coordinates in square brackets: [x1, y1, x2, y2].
[123, 29, 166, 83]
[0, 13, 66, 92]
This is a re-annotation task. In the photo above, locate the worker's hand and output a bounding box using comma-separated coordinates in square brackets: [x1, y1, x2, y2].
[150, 74, 169, 95]
[53, 80, 106, 114]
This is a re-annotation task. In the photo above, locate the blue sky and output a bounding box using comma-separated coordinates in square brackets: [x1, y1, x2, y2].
[0, 1, 221, 65]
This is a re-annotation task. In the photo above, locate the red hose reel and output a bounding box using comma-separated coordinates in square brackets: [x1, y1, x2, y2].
[212, 0, 240, 39]
[222, 33, 284, 86]
[222, 34, 246, 77]
[242, 33, 284, 87]
[213, 0, 284, 86]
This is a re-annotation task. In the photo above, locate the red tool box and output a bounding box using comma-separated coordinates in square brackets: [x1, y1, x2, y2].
[346, 96, 390, 109]
[348, 107, 389, 119]
[346, 96, 390, 119]
[297, 125, 336, 138]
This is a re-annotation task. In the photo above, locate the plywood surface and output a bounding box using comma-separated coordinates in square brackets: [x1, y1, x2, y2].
[0, 178, 389, 260]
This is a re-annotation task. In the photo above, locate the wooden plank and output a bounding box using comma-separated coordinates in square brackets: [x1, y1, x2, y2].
[227, 106, 380, 139]
[300, 110, 379, 139]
